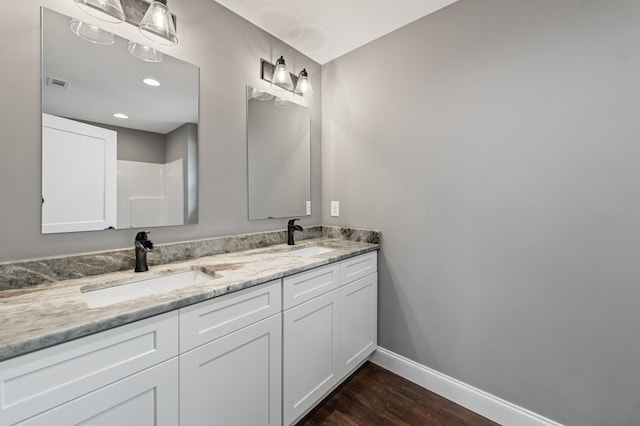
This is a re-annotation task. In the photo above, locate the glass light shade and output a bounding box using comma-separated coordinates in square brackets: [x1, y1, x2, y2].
[274, 97, 290, 109]
[74, 0, 125, 23]
[251, 88, 274, 101]
[294, 69, 313, 98]
[69, 19, 115, 45]
[139, 1, 178, 46]
[127, 41, 164, 63]
[271, 56, 293, 91]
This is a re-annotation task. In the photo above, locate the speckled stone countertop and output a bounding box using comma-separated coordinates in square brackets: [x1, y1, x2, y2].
[0, 237, 378, 362]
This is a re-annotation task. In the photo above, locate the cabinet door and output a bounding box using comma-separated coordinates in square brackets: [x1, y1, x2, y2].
[283, 291, 340, 425]
[0, 311, 178, 426]
[180, 314, 282, 426]
[339, 273, 378, 376]
[17, 358, 178, 426]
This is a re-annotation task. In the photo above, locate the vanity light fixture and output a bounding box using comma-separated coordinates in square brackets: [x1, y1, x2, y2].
[260, 57, 313, 98]
[139, 0, 178, 46]
[270, 56, 294, 91]
[127, 41, 164, 63]
[69, 19, 115, 45]
[294, 69, 313, 98]
[74, 0, 125, 23]
[71, 0, 178, 47]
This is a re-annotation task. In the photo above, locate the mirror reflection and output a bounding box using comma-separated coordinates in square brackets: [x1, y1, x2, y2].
[41, 7, 199, 234]
[246, 86, 311, 220]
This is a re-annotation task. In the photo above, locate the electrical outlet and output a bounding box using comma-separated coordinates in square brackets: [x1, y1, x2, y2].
[331, 201, 340, 217]
[306, 201, 311, 215]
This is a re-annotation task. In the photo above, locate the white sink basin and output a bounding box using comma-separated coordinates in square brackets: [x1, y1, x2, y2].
[82, 269, 215, 308]
[286, 246, 336, 258]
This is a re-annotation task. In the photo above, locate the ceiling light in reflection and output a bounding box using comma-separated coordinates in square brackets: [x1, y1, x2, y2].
[142, 78, 161, 87]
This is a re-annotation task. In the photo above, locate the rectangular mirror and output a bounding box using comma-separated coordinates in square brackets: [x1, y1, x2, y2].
[246, 86, 311, 220]
[41, 7, 199, 233]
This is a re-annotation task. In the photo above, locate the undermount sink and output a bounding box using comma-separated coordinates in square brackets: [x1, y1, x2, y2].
[81, 268, 216, 308]
[286, 246, 336, 258]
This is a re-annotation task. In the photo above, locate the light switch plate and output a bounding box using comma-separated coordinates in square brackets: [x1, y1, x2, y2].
[306, 201, 311, 215]
[331, 201, 339, 217]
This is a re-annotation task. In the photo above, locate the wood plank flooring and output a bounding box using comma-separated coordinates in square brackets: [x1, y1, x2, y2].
[297, 362, 499, 426]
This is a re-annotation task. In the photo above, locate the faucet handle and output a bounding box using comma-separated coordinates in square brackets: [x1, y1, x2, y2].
[287, 219, 300, 226]
[135, 231, 151, 241]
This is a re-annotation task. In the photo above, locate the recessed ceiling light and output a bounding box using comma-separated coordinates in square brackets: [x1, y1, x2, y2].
[142, 78, 161, 87]
[113, 113, 128, 119]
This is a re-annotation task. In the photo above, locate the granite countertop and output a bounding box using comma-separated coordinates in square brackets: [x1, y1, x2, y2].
[0, 238, 378, 362]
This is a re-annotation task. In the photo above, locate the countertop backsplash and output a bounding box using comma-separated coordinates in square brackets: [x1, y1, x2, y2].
[0, 226, 380, 291]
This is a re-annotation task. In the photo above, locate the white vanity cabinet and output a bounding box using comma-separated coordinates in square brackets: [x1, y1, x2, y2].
[179, 280, 282, 426]
[283, 252, 378, 425]
[0, 249, 378, 426]
[0, 311, 179, 426]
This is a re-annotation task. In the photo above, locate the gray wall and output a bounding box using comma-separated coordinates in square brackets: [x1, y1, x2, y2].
[116, 126, 165, 164]
[0, 0, 321, 261]
[76, 119, 167, 163]
[322, 1, 640, 425]
[89, 121, 166, 163]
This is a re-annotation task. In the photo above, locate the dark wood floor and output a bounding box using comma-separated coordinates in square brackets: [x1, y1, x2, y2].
[297, 362, 499, 426]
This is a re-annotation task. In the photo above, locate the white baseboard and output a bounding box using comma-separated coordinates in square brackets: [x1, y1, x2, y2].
[371, 347, 563, 426]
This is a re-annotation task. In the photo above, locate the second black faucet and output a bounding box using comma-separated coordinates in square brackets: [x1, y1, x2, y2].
[287, 219, 303, 245]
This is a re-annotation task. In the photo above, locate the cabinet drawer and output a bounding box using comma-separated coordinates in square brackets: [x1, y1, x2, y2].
[340, 252, 377, 284]
[283, 263, 340, 310]
[180, 280, 281, 352]
[0, 311, 178, 426]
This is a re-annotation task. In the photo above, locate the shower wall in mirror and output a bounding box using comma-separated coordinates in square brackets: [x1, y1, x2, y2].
[41, 7, 199, 234]
[246, 86, 311, 220]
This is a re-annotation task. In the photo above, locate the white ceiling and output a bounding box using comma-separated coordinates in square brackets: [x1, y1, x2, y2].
[213, 0, 460, 64]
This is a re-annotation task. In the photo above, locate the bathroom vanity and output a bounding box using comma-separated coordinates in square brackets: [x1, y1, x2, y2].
[0, 235, 378, 426]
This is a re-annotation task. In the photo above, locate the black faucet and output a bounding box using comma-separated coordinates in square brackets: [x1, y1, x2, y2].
[134, 231, 154, 272]
[287, 219, 303, 245]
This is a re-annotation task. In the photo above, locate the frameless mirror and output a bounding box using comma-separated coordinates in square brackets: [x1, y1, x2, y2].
[246, 86, 311, 220]
[41, 7, 199, 234]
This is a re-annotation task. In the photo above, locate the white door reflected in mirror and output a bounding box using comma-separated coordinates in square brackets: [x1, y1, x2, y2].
[42, 113, 117, 233]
